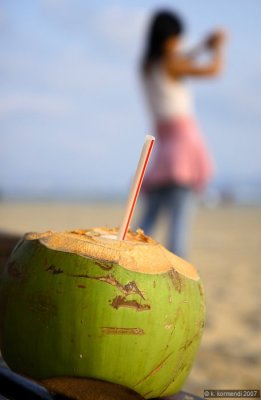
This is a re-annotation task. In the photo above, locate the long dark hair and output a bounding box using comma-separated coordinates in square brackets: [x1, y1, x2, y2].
[142, 10, 184, 73]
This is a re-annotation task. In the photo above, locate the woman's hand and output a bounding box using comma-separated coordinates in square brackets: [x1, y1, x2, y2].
[205, 29, 227, 49]
[164, 28, 228, 78]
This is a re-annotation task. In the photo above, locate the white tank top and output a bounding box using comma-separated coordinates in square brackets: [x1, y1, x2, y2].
[143, 63, 194, 120]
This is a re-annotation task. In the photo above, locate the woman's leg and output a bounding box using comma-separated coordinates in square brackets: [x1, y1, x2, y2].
[166, 185, 195, 259]
[138, 188, 164, 236]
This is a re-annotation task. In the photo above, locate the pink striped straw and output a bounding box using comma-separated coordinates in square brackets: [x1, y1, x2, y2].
[117, 135, 155, 241]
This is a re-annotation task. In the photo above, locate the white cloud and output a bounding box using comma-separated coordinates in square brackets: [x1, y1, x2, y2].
[41, 1, 149, 56]
[0, 93, 75, 117]
[93, 5, 148, 51]
[44, 54, 130, 92]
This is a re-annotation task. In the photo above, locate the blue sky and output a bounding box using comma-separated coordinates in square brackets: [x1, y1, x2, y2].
[1, 0, 261, 198]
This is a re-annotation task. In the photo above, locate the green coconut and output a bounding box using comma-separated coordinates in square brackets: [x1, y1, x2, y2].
[0, 227, 205, 399]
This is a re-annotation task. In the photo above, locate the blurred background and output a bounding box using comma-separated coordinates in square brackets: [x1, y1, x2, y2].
[0, 0, 260, 396]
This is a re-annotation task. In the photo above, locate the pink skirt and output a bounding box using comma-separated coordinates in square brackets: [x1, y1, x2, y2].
[143, 116, 214, 192]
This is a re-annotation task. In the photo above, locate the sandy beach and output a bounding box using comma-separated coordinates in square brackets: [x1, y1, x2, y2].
[0, 201, 260, 396]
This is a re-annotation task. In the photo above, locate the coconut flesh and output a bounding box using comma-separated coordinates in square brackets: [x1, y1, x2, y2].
[0, 227, 205, 399]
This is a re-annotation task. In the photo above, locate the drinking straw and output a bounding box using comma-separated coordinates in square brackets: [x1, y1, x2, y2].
[117, 135, 155, 241]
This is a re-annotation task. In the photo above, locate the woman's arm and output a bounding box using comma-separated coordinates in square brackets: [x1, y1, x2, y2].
[165, 30, 227, 78]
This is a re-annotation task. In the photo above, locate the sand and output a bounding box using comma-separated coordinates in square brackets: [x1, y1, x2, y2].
[0, 201, 260, 397]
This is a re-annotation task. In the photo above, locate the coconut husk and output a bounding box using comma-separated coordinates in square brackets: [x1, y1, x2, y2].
[0, 232, 21, 269]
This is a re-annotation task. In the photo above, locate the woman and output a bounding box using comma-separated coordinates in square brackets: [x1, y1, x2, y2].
[139, 10, 227, 258]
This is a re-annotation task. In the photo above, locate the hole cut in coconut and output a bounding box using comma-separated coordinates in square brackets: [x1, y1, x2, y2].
[96, 234, 118, 241]
[25, 227, 199, 281]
